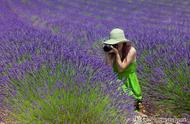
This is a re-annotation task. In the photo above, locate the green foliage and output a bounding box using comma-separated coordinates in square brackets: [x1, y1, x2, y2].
[17, 53, 31, 64]
[138, 48, 190, 117]
[51, 25, 61, 34]
[155, 60, 190, 117]
[6, 63, 127, 124]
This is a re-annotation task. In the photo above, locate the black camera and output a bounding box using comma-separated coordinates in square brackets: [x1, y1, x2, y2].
[103, 44, 118, 52]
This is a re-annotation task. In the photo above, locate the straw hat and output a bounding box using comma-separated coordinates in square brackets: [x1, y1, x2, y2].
[103, 28, 130, 45]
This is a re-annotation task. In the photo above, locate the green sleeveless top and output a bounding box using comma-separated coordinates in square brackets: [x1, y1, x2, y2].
[112, 61, 142, 100]
[112, 61, 137, 80]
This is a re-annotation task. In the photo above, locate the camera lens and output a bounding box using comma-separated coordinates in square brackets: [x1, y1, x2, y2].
[103, 44, 112, 52]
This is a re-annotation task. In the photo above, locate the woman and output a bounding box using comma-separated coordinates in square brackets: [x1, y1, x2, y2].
[103, 28, 144, 112]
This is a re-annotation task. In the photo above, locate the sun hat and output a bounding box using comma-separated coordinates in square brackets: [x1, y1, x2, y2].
[103, 28, 130, 45]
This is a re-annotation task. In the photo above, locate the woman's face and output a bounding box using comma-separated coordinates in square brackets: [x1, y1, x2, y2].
[117, 43, 123, 51]
[108, 42, 123, 53]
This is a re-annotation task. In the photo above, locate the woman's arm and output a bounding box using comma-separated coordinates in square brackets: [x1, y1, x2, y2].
[115, 47, 136, 72]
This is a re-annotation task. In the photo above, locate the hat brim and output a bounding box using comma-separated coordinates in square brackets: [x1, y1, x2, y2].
[103, 38, 129, 45]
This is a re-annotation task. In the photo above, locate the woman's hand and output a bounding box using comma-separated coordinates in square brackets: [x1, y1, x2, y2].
[110, 45, 119, 54]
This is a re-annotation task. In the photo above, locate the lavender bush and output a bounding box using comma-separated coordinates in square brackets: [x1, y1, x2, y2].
[0, 15, 134, 123]
[4, 62, 134, 123]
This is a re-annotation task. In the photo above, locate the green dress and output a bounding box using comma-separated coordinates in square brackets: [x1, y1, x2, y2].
[113, 61, 142, 100]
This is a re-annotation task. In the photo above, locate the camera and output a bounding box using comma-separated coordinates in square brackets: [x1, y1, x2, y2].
[103, 44, 118, 52]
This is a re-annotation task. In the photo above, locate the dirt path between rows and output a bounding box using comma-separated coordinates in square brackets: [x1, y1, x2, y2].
[133, 111, 189, 124]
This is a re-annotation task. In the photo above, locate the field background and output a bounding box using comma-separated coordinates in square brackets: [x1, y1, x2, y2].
[0, 0, 190, 123]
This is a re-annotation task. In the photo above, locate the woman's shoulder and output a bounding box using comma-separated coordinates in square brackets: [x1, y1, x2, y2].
[127, 46, 137, 63]
[127, 46, 136, 54]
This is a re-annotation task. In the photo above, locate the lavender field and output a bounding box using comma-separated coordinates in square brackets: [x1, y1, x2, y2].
[0, 0, 190, 123]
